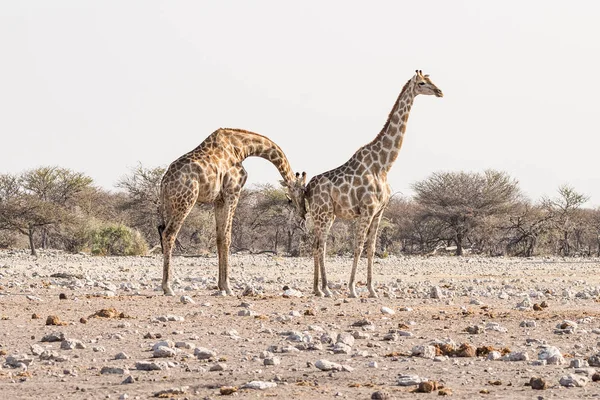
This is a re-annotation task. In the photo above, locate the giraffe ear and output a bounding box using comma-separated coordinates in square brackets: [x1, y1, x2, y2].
[301, 171, 307, 185]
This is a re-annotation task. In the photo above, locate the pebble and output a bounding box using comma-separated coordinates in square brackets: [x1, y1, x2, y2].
[530, 377, 547, 390]
[100, 366, 128, 375]
[180, 295, 195, 304]
[114, 352, 130, 360]
[380, 306, 395, 315]
[411, 345, 436, 359]
[135, 361, 167, 371]
[194, 347, 216, 360]
[537, 346, 565, 365]
[430, 286, 444, 299]
[315, 359, 342, 371]
[209, 362, 227, 371]
[41, 332, 65, 342]
[503, 351, 529, 361]
[153, 346, 178, 358]
[60, 339, 86, 350]
[153, 387, 188, 397]
[264, 357, 281, 366]
[519, 320, 536, 328]
[397, 374, 425, 386]
[154, 315, 184, 322]
[121, 376, 135, 384]
[559, 374, 589, 387]
[241, 381, 277, 390]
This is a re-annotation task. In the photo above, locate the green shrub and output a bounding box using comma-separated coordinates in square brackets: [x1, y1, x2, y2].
[89, 223, 148, 256]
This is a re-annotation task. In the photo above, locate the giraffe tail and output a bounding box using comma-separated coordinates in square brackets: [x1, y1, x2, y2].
[157, 223, 166, 252]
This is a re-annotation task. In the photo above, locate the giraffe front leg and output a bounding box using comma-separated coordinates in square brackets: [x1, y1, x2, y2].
[214, 191, 240, 296]
[365, 211, 384, 298]
[349, 214, 373, 298]
[313, 237, 324, 297]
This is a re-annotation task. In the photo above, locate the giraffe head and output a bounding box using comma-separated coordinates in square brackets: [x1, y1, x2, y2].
[413, 70, 443, 98]
[281, 172, 307, 220]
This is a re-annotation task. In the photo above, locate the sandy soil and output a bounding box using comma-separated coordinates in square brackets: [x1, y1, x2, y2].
[1, 250, 600, 399]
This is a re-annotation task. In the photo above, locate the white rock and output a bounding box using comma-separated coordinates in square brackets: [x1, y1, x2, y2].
[283, 288, 303, 297]
[152, 340, 174, 351]
[502, 351, 529, 361]
[30, 344, 44, 356]
[180, 295, 195, 304]
[336, 332, 355, 347]
[194, 347, 216, 360]
[538, 346, 565, 365]
[153, 346, 178, 358]
[485, 322, 508, 333]
[380, 306, 395, 315]
[100, 366, 129, 375]
[411, 345, 436, 359]
[242, 381, 277, 390]
[315, 359, 342, 371]
[486, 351, 501, 362]
[519, 320, 536, 328]
[115, 352, 130, 360]
[559, 374, 589, 387]
[430, 286, 444, 299]
[264, 357, 281, 366]
[570, 359, 588, 368]
[60, 339, 86, 350]
[397, 374, 425, 386]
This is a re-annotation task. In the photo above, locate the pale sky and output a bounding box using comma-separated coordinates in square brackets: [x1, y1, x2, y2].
[1, 1, 599, 205]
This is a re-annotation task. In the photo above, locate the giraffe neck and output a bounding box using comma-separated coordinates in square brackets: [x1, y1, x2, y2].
[238, 133, 296, 183]
[365, 78, 416, 174]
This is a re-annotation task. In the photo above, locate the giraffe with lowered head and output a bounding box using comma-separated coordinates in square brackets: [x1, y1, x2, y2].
[305, 70, 443, 298]
[159, 128, 307, 296]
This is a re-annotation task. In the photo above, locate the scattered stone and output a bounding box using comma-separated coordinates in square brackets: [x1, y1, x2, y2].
[282, 288, 303, 297]
[502, 351, 529, 361]
[153, 346, 177, 358]
[79, 317, 87, 324]
[194, 347, 216, 360]
[175, 341, 195, 350]
[220, 386, 238, 395]
[100, 366, 129, 375]
[411, 345, 436, 359]
[430, 286, 444, 299]
[380, 306, 395, 315]
[559, 374, 589, 387]
[520, 320, 536, 328]
[93, 346, 106, 352]
[153, 386, 188, 397]
[136, 361, 167, 371]
[41, 332, 65, 342]
[398, 374, 425, 386]
[592, 373, 600, 382]
[336, 332, 355, 347]
[529, 377, 547, 390]
[115, 352, 130, 360]
[26, 295, 43, 302]
[570, 359, 587, 368]
[122, 375, 135, 384]
[371, 391, 392, 400]
[438, 388, 452, 396]
[264, 357, 281, 366]
[89, 308, 126, 319]
[241, 381, 277, 390]
[533, 303, 543, 311]
[415, 381, 438, 393]
[59, 293, 67, 300]
[587, 353, 600, 367]
[456, 343, 476, 357]
[30, 344, 44, 356]
[485, 322, 508, 333]
[61, 339, 86, 350]
[315, 359, 342, 371]
[4, 354, 34, 368]
[45, 315, 67, 326]
[465, 325, 484, 334]
[154, 315, 184, 322]
[180, 295, 195, 304]
[368, 361, 378, 368]
[555, 320, 577, 334]
[209, 362, 227, 371]
[538, 346, 565, 365]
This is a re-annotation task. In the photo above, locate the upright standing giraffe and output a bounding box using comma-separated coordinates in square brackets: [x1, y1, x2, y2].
[159, 128, 306, 296]
[305, 70, 443, 298]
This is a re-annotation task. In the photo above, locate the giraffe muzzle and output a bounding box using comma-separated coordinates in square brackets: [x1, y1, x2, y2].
[435, 89, 444, 98]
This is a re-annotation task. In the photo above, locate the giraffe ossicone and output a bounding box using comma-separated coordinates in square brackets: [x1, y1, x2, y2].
[158, 128, 306, 296]
[305, 70, 443, 298]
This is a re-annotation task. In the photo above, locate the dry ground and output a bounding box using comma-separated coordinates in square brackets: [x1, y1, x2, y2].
[1, 250, 600, 399]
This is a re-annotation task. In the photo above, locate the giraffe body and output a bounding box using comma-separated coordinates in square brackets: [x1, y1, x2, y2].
[159, 128, 306, 296]
[305, 70, 443, 298]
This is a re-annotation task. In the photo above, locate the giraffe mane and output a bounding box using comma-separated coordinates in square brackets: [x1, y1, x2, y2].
[374, 78, 412, 140]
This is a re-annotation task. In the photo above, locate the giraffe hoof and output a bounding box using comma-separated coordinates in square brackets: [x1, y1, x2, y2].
[211, 290, 228, 297]
[163, 287, 175, 296]
[323, 289, 333, 297]
[348, 291, 358, 299]
[314, 290, 325, 297]
[368, 292, 379, 299]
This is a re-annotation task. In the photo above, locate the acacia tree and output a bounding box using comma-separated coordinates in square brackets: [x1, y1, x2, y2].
[116, 164, 165, 247]
[543, 185, 588, 256]
[412, 170, 521, 256]
[0, 168, 93, 255]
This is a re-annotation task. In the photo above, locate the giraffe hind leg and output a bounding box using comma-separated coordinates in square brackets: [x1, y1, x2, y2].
[365, 210, 384, 298]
